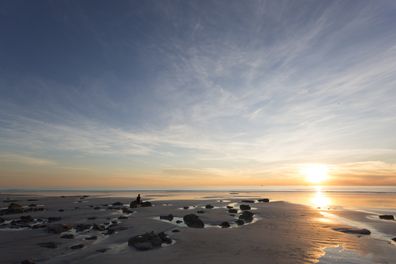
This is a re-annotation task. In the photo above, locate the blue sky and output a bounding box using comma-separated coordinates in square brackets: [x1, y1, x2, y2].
[1, 0, 396, 187]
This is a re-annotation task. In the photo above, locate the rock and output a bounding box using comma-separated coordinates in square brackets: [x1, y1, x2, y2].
[205, 204, 214, 209]
[392, 237, 396, 242]
[128, 232, 164, 250]
[94, 207, 101, 210]
[158, 232, 172, 244]
[176, 220, 183, 224]
[228, 209, 238, 214]
[47, 217, 62, 223]
[93, 224, 106, 231]
[183, 206, 189, 209]
[141, 201, 152, 207]
[70, 244, 84, 250]
[160, 214, 174, 221]
[27, 199, 38, 202]
[58, 209, 64, 212]
[333, 227, 371, 235]
[226, 206, 233, 209]
[112, 202, 123, 206]
[235, 219, 244, 225]
[0, 217, 4, 223]
[96, 248, 109, 253]
[239, 204, 251, 211]
[122, 207, 134, 214]
[379, 215, 394, 220]
[220, 221, 230, 228]
[21, 260, 35, 264]
[47, 224, 72, 234]
[258, 198, 270, 203]
[197, 210, 205, 214]
[60, 234, 75, 239]
[85, 235, 97, 240]
[75, 224, 92, 232]
[20, 215, 33, 222]
[241, 200, 255, 203]
[172, 229, 180, 233]
[118, 215, 128, 220]
[130, 201, 138, 208]
[38, 242, 58, 249]
[239, 211, 254, 222]
[7, 203, 24, 214]
[183, 214, 204, 228]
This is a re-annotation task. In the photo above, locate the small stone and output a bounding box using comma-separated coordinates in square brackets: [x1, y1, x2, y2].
[183, 214, 204, 228]
[60, 234, 75, 239]
[70, 244, 84, 250]
[228, 209, 238, 214]
[38, 242, 58, 249]
[205, 204, 214, 209]
[241, 200, 255, 203]
[239, 204, 251, 211]
[235, 219, 244, 225]
[220, 221, 230, 228]
[85, 235, 97, 240]
[160, 214, 174, 221]
[258, 198, 270, 203]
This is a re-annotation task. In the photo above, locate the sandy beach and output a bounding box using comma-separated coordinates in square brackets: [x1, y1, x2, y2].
[1, 193, 395, 264]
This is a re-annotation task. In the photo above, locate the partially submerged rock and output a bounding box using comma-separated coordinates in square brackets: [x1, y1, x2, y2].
[379, 215, 394, 220]
[160, 214, 174, 221]
[47, 224, 72, 234]
[241, 200, 255, 203]
[228, 208, 238, 214]
[239, 204, 251, 211]
[183, 214, 204, 228]
[205, 204, 214, 209]
[239, 211, 254, 222]
[70, 244, 84, 250]
[38, 242, 58, 249]
[220, 221, 230, 228]
[128, 231, 171, 251]
[235, 219, 244, 225]
[258, 198, 270, 203]
[333, 227, 371, 235]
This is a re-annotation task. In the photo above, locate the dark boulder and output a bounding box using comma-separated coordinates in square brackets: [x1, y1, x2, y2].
[122, 207, 134, 214]
[220, 221, 230, 228]
[226, 206, 233, 209]
[70, 244, 84, 250]
[241, 200, 255, 203]
[93, 224, 106, 231]
[141, 201, 152, 207]
[197, 210, 205, 214]
[118, 215, 128, 220]
[172, 229, 180, 233]
[239, 211, 254, 222]
[205, 204, 214, 209]
[183, 206, 189, 210]
[75, 224, 92, 232]
[239, 204, 251, 211]
[160, 214, 174, 221]
[392, 237, 396, 242]
[112, 202, 123, 206]
[176, 220, 183, 224]
[20, 215, 33, 223]
[258, 198, 270, 203]
[60, 234, 75, 239]
[333, 227, 371, 235]
[47, 224, 72, 234]
[183, 214, 204, 228]
[235, 219, 244, 225]
[228, 209, 238, 214]
[38, 242, 58, 249]
[379, 215, 394, 220]
[7, 203, 24, 214]
[128, 232, 164, 251]
[47, 217, 62, 223]
[85, 235, 97, 240]
[130, 201, 138, 208]
[158, 232, 172, 244]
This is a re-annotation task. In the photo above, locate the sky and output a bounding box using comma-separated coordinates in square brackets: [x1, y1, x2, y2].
[1, 0, 396, 188]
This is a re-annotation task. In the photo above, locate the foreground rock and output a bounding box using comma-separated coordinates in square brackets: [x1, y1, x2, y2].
[183, 214, 204, 228]
[220, 221, 230, 228]
[130, 201, 152, 208]
[160, 214, 174, 221]
[240, 204, 251, 211]
[379, 215, 394, 220]
[333, 227, 371, 235]
[128, 231, 171, 251]
[47, 224, 72, 234]
[239, 211, 254, 222]
[258, 198, 270, 203]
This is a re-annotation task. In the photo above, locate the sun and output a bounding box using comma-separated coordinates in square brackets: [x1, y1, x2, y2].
[300, 164, 329, 184]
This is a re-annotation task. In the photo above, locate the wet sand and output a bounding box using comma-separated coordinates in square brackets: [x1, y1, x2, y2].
[0, 194, 395, 263]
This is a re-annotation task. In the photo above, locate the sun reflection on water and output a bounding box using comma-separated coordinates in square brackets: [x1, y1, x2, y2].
[311, 186, 331, 210]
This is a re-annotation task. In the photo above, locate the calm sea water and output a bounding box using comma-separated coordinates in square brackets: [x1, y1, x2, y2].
[2, 186, 396, 212]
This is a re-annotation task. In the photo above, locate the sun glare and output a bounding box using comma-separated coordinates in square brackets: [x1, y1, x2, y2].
[300, 164, 329, 184]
